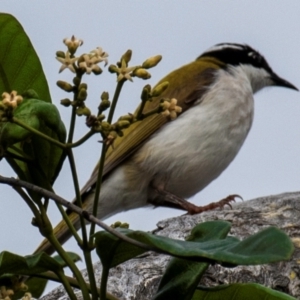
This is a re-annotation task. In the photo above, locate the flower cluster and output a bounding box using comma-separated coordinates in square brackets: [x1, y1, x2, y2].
[108, 51, 161, 82]
[1, 91, 23, 109]
[56, 36, 109, 75]
[161, 98, 182, 120]
[0, 286, 14, 300]
[78, 47, 108, 75]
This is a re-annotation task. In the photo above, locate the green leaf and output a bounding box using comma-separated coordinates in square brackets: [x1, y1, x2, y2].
[154, 221, 231, 300]
[0, 13, 51, 102]
[15, 276, 48, 300]
[0, 274, 47, 300]
[94, 224, 293, 269]
[0, 251, 64, 299]
[0, 252, 81, 300]
[53, 252, 82, 268]
[192, 283, 296, 300]
[1, 98, 66, 197]
[0, 251, 62, 276]
[94, 228, 146, 270]
[0, 13, 66, 194]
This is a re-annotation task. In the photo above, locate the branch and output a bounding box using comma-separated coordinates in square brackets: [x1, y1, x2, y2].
[0, 175, 163, 253]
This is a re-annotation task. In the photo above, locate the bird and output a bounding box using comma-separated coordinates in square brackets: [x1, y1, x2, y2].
[35, 43, 298, 255]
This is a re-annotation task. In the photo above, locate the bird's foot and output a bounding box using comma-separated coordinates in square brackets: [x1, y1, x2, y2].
[150, 188, 241, 214]
[186, 194, 242, 215]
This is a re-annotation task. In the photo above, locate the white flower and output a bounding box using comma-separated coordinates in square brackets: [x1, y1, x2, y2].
[1, 91, 23, 108]
[56, 51, 78, 73]
[78, 54, 102, 75]
[161, 98, 182, 120]
[63, 35, 83, 54]
[21, 292, 32, 300]
[90, 47, 109, 66]
[116, 58, 136, 82]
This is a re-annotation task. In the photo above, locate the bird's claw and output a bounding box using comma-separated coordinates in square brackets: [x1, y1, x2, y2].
[187, 194, 242, 215]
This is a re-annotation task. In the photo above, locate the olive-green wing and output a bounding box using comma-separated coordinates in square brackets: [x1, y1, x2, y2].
[80, 57, 223, 195]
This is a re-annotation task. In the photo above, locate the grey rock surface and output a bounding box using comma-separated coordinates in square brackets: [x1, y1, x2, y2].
[41, 192, 300, 299]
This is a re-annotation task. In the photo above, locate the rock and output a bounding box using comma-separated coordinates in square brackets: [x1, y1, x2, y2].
[41, 192, 300, 299]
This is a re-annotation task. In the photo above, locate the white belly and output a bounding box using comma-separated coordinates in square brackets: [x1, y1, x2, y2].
[137, 70, 255, 198]
[97, 69, 255, 218]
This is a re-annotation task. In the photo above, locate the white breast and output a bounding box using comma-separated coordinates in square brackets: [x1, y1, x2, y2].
[96, 67, 255, 219]
[137, 68, 255, 198]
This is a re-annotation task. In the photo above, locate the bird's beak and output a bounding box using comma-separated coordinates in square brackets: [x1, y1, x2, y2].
[271, 73, 298, 91]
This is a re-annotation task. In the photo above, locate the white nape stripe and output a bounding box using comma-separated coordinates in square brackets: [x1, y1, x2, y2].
[203, 43, 244, 54]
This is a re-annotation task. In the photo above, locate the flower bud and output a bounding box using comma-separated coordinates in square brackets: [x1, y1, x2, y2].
[101, 91, 109, 101]
[133, 68, 151, 80]
[99, 100, 110, 111]
[118, 114, 134, 122]
[142, 55, 162, 69]
[77, 88, 87, 101]
[76, 106, 91, 116]
[56, 51, 65, 58]
[92, 66, 103, 75]
[120, 222, 129, 229]
[79, 83, 88, 90]
[140, 84, 151, 101]
[116, 120, 130, 129]
[57, 80, 73, 92]
[101, 121, 112, 132]
[97, 114, 106, 121]
[151, 81, 169, 97]
[73, 76, 81, 86]
[108, 64, 118, 74]
[111, 221, 122, 228]
[121, 49, 132, 65]
[60, 98, 72, 107]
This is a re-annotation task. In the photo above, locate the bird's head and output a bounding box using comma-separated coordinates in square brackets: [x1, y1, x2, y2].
[198, 43, 298, 93]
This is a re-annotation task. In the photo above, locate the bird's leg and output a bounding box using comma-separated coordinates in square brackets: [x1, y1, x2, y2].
[150, 186, 241, 214]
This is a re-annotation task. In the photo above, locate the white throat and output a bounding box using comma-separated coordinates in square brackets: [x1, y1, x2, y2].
[228, 64, 273, 93]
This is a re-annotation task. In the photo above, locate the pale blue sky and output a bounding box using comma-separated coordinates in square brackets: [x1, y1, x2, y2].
[1, 1, 300, 293]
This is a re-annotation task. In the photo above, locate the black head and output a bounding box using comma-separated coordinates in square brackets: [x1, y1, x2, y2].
[199, 43, 272, 72]
[198, 43, 298, 91]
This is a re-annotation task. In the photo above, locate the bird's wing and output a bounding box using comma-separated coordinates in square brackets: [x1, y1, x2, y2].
[79, 57, 223, 196]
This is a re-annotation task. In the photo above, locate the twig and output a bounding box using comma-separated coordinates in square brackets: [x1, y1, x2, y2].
[0, 175, 162, 253]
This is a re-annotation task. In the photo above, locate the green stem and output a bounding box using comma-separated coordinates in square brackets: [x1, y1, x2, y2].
[55, 202, 83, 247]
[12, 117, 66, 149]
[83, 250, 99, 300]
[66, 149, 98, 295]
[66, 149, 87, 237]
[56, 270, 78, 300]
[67, 105, 77, 143]
[89, 143, 107, 237]
[67, 72, 83, 144]
[107, 79, 125, 123]
[11, 186, 42, 224]
[67, 130, 95, 148]
[100, 266, 109, 300]
[46, 231, 91, 300]
[136, 98, 148, 120]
